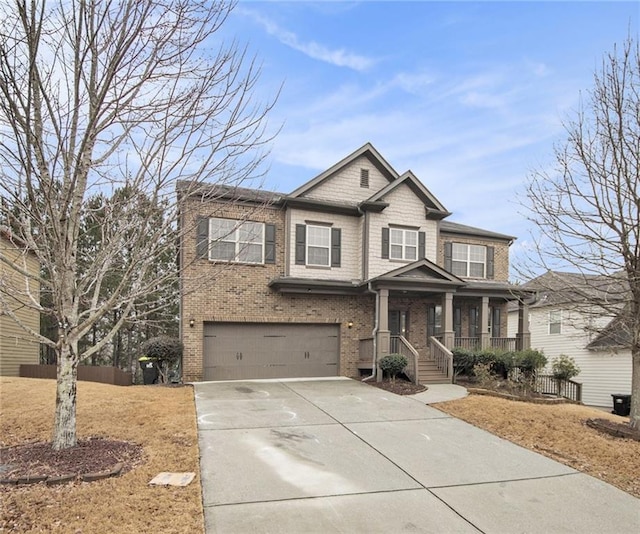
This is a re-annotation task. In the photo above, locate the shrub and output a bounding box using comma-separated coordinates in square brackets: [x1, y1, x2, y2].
[515, 349, 547, 377]
[140, 336, 183, 383]
[379, 354, 408, 383]
[452, 347, 476, 377]
[472, 362, 496, 388]
[551, 354, 581, 380]
[551, 354, 581, 398]
[493, 351, 517, 379]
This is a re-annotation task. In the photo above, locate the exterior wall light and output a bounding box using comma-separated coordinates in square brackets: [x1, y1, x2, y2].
[347, 321, 353, 329]
[189, 318, 195, 328]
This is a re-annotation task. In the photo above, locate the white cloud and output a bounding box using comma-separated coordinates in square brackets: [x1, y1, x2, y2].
[238, 7, 375, 71]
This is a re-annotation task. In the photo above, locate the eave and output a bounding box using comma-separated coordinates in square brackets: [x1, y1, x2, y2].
[269, 277, 366, 295]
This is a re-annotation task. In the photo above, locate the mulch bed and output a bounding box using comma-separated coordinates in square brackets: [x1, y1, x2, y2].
[364, 378, 427, 395]
[586, 418, 640, 442]
[0, 437, 143, 485]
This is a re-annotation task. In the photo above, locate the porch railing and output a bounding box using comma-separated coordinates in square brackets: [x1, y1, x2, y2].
[390, 335, 419, 384]
[429, 336, 453, 380]
[490, 337, 517, 351]
[434, 336, 518, 351]
[535, 374, 583, 403]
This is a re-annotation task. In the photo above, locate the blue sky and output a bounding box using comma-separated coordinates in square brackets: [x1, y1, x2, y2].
[223, 1, 638, 270]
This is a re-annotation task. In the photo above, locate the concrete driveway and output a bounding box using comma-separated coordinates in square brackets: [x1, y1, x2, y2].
[194, 378, 639, 534]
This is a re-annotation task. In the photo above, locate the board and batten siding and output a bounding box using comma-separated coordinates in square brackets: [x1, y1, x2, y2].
[522, 306, 632, 407]
[368, 185, 438, 279]
[0, 235, 40, 376]
[301, 155, 391, 204]
[288, 208, 362, 280]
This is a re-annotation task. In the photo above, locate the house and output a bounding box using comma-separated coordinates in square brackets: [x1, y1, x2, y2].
[179, 143, 530, 383]
[0, 227, 41, 376]
[507, 271, 632, 407]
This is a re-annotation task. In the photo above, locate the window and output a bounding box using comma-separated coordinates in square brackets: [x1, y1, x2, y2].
[390, 228, 418, 261]
[306, 225, 331, 266]
[295, 224, 341, 267]
[209, 218, 264, 263]
[360, 168, 370, 188]
[451, 243, 486, 278]
[549, 310, 562, 334]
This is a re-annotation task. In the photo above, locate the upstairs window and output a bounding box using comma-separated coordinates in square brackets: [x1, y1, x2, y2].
[549, 310, 562, 334]
[306, 225, 331, 266]
[390, 228, 418, 261]
[360, 168, 370, 188]
[382, 227, 425, 262]
[196, 217, 275, 265]
[209, 218, 264, 263]
[444, 242, 494, 279]
[295, 224, 342, 268]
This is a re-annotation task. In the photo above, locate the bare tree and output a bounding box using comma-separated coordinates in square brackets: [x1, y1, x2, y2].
[522, 38, 639, 429]
[0, 0, 276, 449]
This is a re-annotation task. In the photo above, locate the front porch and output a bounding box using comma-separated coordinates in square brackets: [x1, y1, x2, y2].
[359, 275, 532, 385]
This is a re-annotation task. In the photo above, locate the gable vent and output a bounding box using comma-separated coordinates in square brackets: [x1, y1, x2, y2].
[360, 168, 370, 188]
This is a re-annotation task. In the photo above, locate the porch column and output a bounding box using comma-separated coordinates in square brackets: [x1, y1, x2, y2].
[376, 289, 390, 381]
[480, 296, 490, 349]
[516, 300, 531, 350]
[442, 291, 455, 349]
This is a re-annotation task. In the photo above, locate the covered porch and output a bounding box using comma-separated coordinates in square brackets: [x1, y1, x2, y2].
[359, 260, 531, 384]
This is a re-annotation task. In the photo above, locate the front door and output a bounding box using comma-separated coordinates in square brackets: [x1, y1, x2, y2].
[389, 310, 408, 352]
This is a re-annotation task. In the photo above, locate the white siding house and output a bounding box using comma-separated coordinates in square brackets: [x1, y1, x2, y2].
[508, 271, 632, 408]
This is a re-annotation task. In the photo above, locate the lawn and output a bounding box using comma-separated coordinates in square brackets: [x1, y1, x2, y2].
[2, 378, 638, 533]
[0, 377, 203, 533]
[435, 394, 640, 498]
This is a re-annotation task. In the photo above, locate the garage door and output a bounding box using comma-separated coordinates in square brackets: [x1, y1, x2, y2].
[203, 323, 339, 380]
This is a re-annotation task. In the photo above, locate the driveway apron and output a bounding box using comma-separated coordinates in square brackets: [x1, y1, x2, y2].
[195, 378, 640, 534]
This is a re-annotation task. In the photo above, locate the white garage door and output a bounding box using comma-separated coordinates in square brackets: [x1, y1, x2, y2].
[203, 323, 339, 380]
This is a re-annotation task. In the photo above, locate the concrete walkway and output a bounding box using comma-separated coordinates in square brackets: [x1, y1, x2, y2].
[194, 377, 639, 534]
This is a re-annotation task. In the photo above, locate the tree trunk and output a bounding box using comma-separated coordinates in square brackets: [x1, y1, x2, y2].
[631, 346, 639, 430]
[52, 340, 79, 450]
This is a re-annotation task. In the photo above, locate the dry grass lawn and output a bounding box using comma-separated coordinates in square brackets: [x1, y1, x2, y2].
[0, 377, 203, 533]
[435, 394, 640, 498]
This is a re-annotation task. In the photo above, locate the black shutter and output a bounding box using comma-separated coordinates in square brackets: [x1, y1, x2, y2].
[492, 307, 501, 337]
[196, 217, 209, 259]
[418, 231, 425, 259]
[486, 246, 495, 279]
[381, 227, 389, 259]
[264, 224, 276, 264]
[444, 242, 452, 272]
[331, 227, 341, 267]
[295, 224, 306, 265]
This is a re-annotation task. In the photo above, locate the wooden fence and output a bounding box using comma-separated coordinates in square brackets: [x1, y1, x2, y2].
[20, 364, 132, 386]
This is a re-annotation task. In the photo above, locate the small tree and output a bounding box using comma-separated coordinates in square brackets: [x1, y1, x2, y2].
[379, 354, 408, 384]
[551, 355, 581, 398]
[140, 336, 183, 384]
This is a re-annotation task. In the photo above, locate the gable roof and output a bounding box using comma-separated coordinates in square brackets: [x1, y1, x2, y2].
[522, 270, 628, 308]
[366, 171, 450, 219]
[440, 220, 515, 242]
[369, 258, 464, 288]
[289, 143, 398, 198]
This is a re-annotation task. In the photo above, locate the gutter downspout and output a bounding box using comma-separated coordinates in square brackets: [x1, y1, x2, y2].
[363, 281, 379, 381]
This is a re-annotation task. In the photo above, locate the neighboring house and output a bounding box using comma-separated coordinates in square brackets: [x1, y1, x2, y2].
[179, 143, 530, 383]
[0, 227, 40, 376]
[507, 271, 632, 407]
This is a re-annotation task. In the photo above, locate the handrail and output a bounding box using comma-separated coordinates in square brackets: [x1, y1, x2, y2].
[390, 335, 420, 385]
[429, 336, 453, 379]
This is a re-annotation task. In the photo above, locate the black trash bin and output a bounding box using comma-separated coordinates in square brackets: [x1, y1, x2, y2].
[611, 394, 631, 416]
[139, 357, 158, 385]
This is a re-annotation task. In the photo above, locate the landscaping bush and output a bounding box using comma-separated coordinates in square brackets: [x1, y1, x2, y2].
[515, 349, 547, 378]
[379, 354, 408, 383]
[493, 350, 517, 379]
[140, 336, 183, 384]
[452, 347, 476, 377]
[551, 354, 581, 397]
